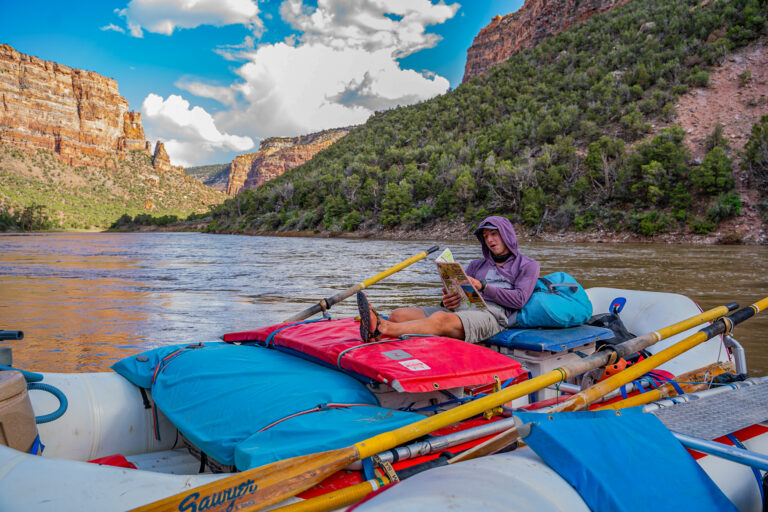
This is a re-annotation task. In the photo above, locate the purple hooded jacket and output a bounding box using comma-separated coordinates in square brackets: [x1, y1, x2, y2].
[465, 216, 540, 317]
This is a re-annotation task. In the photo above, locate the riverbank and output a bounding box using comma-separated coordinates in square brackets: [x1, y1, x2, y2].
[120, 217, 767, 245]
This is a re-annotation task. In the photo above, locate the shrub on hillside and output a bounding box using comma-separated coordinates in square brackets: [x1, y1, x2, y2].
[707, 193, 742, 223]
[692, 146, 734, 194]
[705, 124, 727, 152]
[743, 115, 768, 197]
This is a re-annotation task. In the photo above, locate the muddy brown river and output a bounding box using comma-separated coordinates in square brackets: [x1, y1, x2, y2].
[1, 232, 766, 375]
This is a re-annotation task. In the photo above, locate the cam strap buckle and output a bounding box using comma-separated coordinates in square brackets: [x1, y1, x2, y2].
[372, 454, 399, 483]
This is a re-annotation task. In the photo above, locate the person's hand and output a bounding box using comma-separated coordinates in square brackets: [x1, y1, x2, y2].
[467, 276, 483, 291]
[442, 288, 462, 311]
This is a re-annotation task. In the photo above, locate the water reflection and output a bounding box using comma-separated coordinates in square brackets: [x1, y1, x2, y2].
[0, 232, 766, 376]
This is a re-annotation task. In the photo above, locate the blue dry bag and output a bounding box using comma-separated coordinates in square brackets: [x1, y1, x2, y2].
[513, 272, 592, 328]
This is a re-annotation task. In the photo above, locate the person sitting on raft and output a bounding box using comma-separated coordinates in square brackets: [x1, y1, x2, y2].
[357, 216, 540, 344]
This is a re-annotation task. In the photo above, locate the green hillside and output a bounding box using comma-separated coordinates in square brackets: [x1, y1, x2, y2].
[0, 147, 225, 231]
[208, 0, 767, 236]
[184, 163, 230, 187]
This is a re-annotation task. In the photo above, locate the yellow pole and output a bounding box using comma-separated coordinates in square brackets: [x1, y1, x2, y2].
[593, 361, 733, 411]
[359, 249, 436, 289]
[554, 297, 768, 412]
[269, 477, 389, 512]
[352, 303, 735, 457]
[283, 246, 439, 323]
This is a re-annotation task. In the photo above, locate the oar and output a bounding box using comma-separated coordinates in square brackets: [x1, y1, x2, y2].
[269, 477, 391, 512]
[594, 361, 733, 411]
[282, 246, 439, 323]
[551, 296, 768, 412]
[460, 299, 764, 462]
[132, 301, 736, 512]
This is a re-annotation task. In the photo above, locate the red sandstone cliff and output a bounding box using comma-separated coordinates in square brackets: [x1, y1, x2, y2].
[225, 128, 352, 196]
[463, 0, 632, 82]
[0, 44, 152, 165]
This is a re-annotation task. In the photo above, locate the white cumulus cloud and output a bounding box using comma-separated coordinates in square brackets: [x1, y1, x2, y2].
[136, 0, 459, 165]
[280, 0, 459, 57]
[202, 0, 458, 142]
[118, 0, 262, 37]
[218, 42, 449, 138]
[175, 80, 238, 107]
[141, 93, 254, 167]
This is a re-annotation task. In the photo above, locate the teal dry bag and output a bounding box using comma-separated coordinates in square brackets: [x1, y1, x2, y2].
[514, 271, 592, 328]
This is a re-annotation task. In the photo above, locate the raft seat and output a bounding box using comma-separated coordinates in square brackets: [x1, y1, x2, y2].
[484, 325, 615, 403]
[486, 325, 615, 352]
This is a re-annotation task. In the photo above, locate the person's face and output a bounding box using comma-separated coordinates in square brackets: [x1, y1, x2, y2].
[482, 229, 509, 257]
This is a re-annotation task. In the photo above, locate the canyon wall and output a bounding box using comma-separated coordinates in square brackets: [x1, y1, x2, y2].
[226, 127, 352, 196]
[463, 0, 632, 82]
[0, 44, 159, 167]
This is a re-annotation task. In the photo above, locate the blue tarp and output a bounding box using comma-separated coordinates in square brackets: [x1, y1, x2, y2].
[235, 405, 419, 469]
[515, 409, 737, 512]
[112, 342, 422, 469]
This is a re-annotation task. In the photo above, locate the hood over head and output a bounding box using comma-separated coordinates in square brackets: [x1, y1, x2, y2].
[474, 215, 519, 261]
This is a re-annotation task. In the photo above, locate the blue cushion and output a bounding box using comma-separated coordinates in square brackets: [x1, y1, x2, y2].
[236, 405, 421, 470]
[486, 325, 614, 352]
[113, 342, 408, 468]
[516, 409, 737, 512]
[111, 343, 198, 389]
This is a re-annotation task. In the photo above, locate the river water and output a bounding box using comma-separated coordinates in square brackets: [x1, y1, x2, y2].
[1, 232, 766, 375]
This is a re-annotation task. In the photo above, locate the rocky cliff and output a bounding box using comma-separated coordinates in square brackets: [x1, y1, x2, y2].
[0, 44, 153, 165]
[152, 141, 183, 173]
[225, 128, 352, 195]
[463, 0, 632, 82]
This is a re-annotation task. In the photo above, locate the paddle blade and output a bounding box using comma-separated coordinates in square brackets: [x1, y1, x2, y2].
[448, 424, 521, 464]
[132, 446, 359, 512]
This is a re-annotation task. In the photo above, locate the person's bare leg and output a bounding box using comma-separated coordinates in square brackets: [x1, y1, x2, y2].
[372, 306, 465, 340]
[389, 307, 427, 323]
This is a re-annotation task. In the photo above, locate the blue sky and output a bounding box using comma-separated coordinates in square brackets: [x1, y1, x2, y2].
[0, 1, 523, 166]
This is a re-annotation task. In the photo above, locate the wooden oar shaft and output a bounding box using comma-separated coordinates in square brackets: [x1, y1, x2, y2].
[447, 424, 521, 464]
[132, 447, 360, 512]
[269, 477, 390, 512]
[593, 361, 733, 411]
[554, 297, 768, 412]
[282, 246, 439, 323]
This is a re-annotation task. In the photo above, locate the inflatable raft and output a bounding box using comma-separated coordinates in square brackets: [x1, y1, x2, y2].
[0, 288, 763, 511]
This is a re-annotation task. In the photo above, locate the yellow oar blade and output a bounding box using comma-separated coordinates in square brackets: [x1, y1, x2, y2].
[132, 447, 359, 512]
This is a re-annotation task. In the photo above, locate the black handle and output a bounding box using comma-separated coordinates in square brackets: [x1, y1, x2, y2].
[426, 245, 440, 255]
[0, 331, 24, 341]
[700, 302, 759, 339]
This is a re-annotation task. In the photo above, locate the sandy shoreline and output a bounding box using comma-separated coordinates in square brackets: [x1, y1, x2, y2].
[123, 219, 767, 245]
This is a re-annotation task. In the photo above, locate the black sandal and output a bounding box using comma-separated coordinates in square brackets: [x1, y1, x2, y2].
[357, 291, 382, 342]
